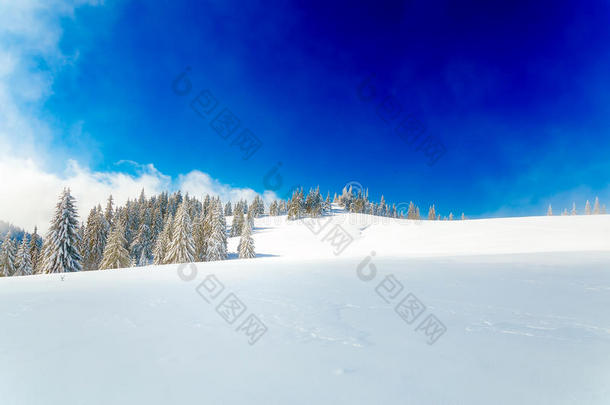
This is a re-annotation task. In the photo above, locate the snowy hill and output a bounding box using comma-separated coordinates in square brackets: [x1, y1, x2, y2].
[1, 211, 610, 404]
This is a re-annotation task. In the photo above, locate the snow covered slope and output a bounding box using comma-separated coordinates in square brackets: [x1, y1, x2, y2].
[1, 212, 610, 404]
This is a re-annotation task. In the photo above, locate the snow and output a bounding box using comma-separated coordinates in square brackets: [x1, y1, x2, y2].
[1, 210, 610, 404]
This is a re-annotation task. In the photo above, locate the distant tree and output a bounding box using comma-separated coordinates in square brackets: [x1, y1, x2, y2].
[40, 188, 82, 273]
[461, 213, 465, 220]
[448, 212, 453, 221]
[287, 191, 301, 220]
[571, 202, 577, 215]
[231, 208, 245, 237]
[593, 197, 600, 215]
[585, 200, 591, 215]
[407, 202, 418, 219]
[428, 205, 436, 220]
[378, 196, 386, 217]
[269, 201, 278, 216]
[547, 204, 553, 216]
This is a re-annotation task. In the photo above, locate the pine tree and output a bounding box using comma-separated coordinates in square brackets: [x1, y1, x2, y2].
[192, 211, 207, 261]
[100, 224, 131, 270]
[41, 188, 82, 273]
[324, 192, 331, 214]
[29, 226, 42, 272]
[224, 201, 233, 216]
[378, 196, 386, 217]
[205, 201, 227, 261]
[15, 237, 33, 276]
[131, 222, 154, 266]
[153, 214, 173, 265]
[165, 201, 195, 264]
[104, 195, 114, 228]
[287, 191, 301, 220]
[247, 202, 256, 227]
[593, 197, 600, 215]
[407, 202, 418, 219]
[428, 205, 436, 220]
[448, 212, 453, 221]
[571, 202, 577, 215]
[238, 218, 255, 259]
[0, 235, 17, 277]
[585, 200, 591, 215]
[547, 204, 553, 216]
[461, 213, 465, 220]
[562, 208, 568, 216]
[269, 201, 278, 216]
[82, 206, 108, 270]
[231, 208, 244, 237]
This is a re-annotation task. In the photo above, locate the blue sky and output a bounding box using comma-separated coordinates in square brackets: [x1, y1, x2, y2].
[2, 0, 610, 226]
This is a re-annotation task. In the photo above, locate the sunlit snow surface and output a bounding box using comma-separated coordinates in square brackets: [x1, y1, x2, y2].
[1, 210, 609, 404]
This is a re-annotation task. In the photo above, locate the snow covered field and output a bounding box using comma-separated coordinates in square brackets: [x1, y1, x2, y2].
[1, 212, 610, 404]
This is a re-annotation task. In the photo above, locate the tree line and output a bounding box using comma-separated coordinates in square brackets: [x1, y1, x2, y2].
[0, 184, 462, 276]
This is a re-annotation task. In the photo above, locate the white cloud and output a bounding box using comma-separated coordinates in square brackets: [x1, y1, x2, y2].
[0, 157, 278, 234]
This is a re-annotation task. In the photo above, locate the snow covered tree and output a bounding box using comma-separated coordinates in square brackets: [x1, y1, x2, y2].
[224, 201, 233, 216]
[238, 218, 255, 259]
[428, 205, 436, 220]
[585, 200, 591, 215]
[0, 235, 17, 277]
[153, 214, 173, 265]
[40, 188, 82, 273]
[192, 212, 207, 261]
[571, 202, 577, 215]
[247, 203, 256, 228]
[324, 192, 331, 214]
[593, 197, 600, 215]
[547, 204, 553, 216]
[104, 195, 114, 228]
[205, 201, 227, 261]
[82, 206, 108, 270]
[131, 222, 154, 266]
[165, 201, 195, 264]
[448, 212, 453, 221]
[29, 226, 42, 272]
[407, 202, 418, 219]
[287, 190, 302, 220]
[100, 224, 130, 269]
[378, 196, 386, 217]
[269, 201, 278, 216]
[231, 208, 244, 237]
[15, 237, 32, 276]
